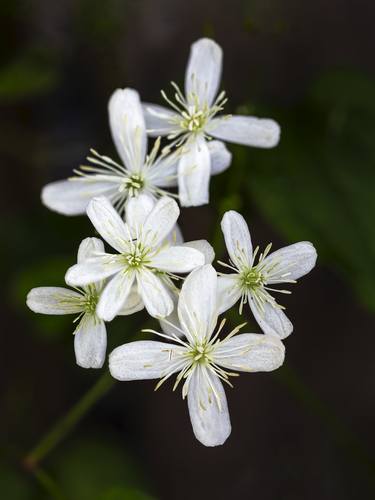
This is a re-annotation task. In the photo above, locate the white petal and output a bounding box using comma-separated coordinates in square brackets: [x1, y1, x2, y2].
[142, 103, 178, 137]
[142, 196, 180, 247]
[137, 269, 173, 318]
[182, 240, 215, 264]
[221, 211, 253, 268]
[125, 194, 155, 235]
[149, 246, 204, 273]
[118, 287, 144, 315]
[178, 264, 217, 343]
[185, 38, 222, 107]
[149, 154, 179, 188]
[65, 255, 124, 287]
[159, 291, 184, 338]
[264, 241, 317, 282]
[187, 368, 231, 447]
[214, 333, 285, 372]
[26, 287, 83, 315]
[178, 136, 211, 207]
[208, 140, 232, 175]
[77, 237, 105, 264]
[217, 274, 242, 313]
[41, 179, 117, 216]
[164, 224, 184, 246]
[74, 314, 107, 369]
[209, 115, 280, 148]
[109, 341, 185, 380]
[96, 271, 135, 322]
[87, 196, 130, 253]
[249, 298, 293, 339]
[108, 88, 147, 170]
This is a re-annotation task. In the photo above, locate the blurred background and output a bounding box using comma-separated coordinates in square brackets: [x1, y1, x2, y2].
[2, 0, 375, 498]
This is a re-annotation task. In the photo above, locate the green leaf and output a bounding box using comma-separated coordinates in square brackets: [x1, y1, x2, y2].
[0, 56, 58, 101]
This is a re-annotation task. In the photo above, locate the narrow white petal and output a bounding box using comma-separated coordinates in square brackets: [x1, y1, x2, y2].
[41, 179, 117, 216]
[74, 314, 107, 369]
[87, 196, 130, 253]
[142, 196, 180, 247]
[65, 255, 124, 287]
[149, 246, 204, 273]
[126, 194, 155, 235]
[159, 290, 184, 338]
[210, 115, 280, 148]
[249, 298, 293, 339]
[185, 38, 223, 107]
[217, 274, 242, 313]
[96, 271, 135, 321]
[188, 368, 231, 447]
[118, 287, 144, 315]
[221, 211, 253, 268]
[108, 88, 147, 170]
[77, 237, 105, 264]
[208, 140, 232, 175]
[214, 333, 285, 372]
[182, 240, 215, 264]
[137, 270, 173, 318]
[164, 224, 184, 246]
[178, 264, 218, 343]
[178, 136, 211, 207]
[142, 103, 178, 137]
[109, 340, 185, 380]
[26, 287, 83, 315]
[264, 241, 317, 282]
[149, 154, 179, 188]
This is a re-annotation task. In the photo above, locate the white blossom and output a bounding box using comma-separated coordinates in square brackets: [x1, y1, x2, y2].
[65, 195, 205, 321]
[26, 238, 142, 368]
[42, 88, 179, 216]
[217, 211, 317, 339]
[143, 38, 280, 207]
[109, 265, 285, 447]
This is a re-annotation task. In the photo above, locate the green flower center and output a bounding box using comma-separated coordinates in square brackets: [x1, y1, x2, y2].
[84, 292, 98, 314]
[124, 174, 144, 195]
[123, 244, 149, 269]
[180, 107, 207, 133]
[240, 267, 265, 290]
[187, 342, 213, 366]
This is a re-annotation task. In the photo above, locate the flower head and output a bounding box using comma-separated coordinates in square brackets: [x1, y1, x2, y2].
[143, 38, 280, 207]
[26, 238, 142, 368]
[42, 89, 179, 217]
[217, 211, 317, 338]
[109, 264, 285, 447]
[65, 194, 206, 321]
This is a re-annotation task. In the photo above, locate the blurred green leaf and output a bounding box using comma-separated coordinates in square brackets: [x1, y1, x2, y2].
[236, 70, 375, 310]
[48, 435, 152, 500]
[0, 55, 58, 101]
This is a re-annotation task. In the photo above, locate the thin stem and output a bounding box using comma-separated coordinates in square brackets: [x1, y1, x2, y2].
[23, 371, 114, 470]
[33, 467, 68, 500]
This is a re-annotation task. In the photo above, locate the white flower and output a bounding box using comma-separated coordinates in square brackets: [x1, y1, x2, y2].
[42, 88, 179, 216]
[26, 238, 143, 368]
[65, 195, 205, 321]
[109, 264, 285, 447]
[142, 38, 280, 207]
[217, 211, 317, 339]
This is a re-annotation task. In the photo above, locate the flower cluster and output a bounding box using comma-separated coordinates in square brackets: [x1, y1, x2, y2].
[27, 38, 317, 446]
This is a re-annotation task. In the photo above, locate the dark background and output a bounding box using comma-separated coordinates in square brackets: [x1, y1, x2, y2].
[2, 0, 375, 499]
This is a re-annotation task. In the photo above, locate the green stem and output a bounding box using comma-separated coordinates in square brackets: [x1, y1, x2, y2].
[33, 467, 68, 500]
[23, 370, 114, 470]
